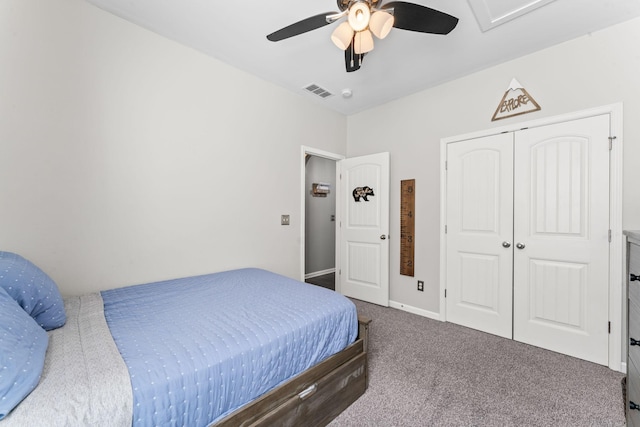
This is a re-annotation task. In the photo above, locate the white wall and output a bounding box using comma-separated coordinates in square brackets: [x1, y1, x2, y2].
[2, 0, 638, 307]
[0, 0, 346, 295]
[347, 17, 640, 315]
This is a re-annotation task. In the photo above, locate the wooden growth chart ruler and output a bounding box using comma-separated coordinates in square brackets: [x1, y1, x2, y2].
[400, 179, 415, 276]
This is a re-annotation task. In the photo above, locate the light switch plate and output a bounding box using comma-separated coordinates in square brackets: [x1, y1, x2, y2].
[281, 215, 290, 225]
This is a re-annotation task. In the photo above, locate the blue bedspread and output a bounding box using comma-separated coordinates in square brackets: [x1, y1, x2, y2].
[101, 268, 357, 427]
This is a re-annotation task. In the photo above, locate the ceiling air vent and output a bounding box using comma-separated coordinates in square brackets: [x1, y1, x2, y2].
[304, 84, 333, 99]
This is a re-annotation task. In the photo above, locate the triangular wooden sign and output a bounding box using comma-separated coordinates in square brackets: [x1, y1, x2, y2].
[492, 78, 541, 121]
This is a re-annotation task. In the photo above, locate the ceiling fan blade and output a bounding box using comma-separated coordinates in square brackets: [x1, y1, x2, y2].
[344, 40, 365, 72]
[267, 12, 338, 41]
[383, 1, 458, 34]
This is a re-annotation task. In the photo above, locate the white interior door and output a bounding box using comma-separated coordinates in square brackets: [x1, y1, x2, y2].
[445, 133, 514, 338]
[512, 114, 610, 365]
[338, 152, 389, 306]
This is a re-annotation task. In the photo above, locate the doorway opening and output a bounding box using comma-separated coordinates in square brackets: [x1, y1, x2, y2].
[300, 147, 344, 292]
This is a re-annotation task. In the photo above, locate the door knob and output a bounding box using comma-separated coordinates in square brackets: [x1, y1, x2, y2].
[380, 235, 387, 240]
[516, 243, 526, 250]
[502, 241, 511, 248]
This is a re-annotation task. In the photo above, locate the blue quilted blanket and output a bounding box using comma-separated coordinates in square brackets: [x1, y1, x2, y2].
[101, 268, 357, 426]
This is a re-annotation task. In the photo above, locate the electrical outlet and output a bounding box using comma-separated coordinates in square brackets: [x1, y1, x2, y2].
[417, 280, 424, 292]
[281, 215, 290, 225]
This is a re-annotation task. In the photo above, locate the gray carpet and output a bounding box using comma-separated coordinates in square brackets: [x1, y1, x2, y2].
[330, 299, 626, 427]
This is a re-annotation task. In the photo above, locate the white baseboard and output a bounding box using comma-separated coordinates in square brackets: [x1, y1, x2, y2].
[389, 300, 442, 321]
[305, 268, 335, 280]
[620, 361, 627, 374]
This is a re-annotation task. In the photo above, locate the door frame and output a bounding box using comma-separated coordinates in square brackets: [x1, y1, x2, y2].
[439, 103, 624, 371]
[300, 146, 345, 290]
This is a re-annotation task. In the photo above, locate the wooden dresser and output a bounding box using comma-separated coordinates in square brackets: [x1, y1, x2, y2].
[627, 230, 640, 426]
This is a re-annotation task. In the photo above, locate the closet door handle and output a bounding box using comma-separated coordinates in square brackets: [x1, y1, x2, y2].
[516, 243, 526, 250]
[502, 241, 511, 248]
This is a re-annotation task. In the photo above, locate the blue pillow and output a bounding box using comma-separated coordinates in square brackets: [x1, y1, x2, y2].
[0, 252, 66, 330]
[0, 287, 49, 419]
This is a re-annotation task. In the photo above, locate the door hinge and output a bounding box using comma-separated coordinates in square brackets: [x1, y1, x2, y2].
[444, 289, 447, 298]
[445, 225, 447, 234]
[608, 136, 616, 151]
[608, 321, 611, 334]
[608, 229, 612, 243]
[445, 160, 448, 171]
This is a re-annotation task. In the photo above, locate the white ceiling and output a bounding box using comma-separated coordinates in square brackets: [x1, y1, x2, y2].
[85, 0, 640, 115]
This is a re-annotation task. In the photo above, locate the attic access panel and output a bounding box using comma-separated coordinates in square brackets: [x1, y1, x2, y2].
[467, 0, 557, 32]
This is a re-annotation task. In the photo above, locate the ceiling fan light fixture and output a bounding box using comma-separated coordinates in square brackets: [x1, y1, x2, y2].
[348, 2, 371, 32]
[369, 11, 394, 39]
[331, 21, 354, 50]
[354, 29, 374, 54]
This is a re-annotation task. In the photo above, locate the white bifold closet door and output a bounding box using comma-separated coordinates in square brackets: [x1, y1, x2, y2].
[446, 114, 610, 365]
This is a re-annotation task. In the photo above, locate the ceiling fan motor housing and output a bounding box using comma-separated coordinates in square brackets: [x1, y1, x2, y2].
[337, 0, 381, 12]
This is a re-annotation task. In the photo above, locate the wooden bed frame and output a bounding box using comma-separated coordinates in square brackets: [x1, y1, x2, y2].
[214, 315, 371, 427]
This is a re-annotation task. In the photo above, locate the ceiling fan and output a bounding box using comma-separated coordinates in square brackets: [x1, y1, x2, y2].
[266, 0, 459, 72]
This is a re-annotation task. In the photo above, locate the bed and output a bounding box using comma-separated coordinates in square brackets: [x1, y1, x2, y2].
[0, 251, 370, 426]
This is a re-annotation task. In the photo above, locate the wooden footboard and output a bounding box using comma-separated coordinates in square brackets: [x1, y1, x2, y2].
[214, 315, 371, 427]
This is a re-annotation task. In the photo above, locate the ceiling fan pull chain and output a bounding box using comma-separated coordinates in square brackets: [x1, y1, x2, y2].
[349, 36, 355, 68]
